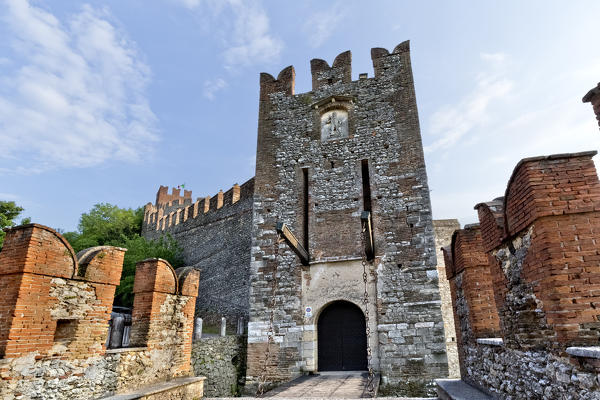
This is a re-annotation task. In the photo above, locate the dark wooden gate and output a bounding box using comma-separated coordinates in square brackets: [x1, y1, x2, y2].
[317, 301, 367, 371]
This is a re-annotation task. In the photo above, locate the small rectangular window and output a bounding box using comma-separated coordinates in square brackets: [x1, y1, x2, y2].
[361, 160, 372, 212]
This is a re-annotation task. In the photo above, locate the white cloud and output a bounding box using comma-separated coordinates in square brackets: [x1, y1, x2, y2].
[424, 55, 513, 153]
[221, 0, 282, 69]
[203, 77, 227, 100]
[0, 192, 19, 201]
[425, 51, 600, 226]
[0, 1, 158, 173]
[303, 2, 347, 48]
[480, 52, 506, 63]
[172, 0, 202, 9]
[170, 0, 282, 99]
[173, 0, 282, 69]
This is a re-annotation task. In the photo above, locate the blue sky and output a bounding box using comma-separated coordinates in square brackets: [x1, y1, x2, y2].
[1, 0, 598, 231]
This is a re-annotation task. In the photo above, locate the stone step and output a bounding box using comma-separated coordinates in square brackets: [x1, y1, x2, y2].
[206, 398, 435, 400]
[98, 376, 205, 400]
[435, 379, 492, 400]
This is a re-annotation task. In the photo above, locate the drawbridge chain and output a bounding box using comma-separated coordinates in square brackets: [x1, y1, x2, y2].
[256, 232, 283, 396]
[361, 222, 375, 397]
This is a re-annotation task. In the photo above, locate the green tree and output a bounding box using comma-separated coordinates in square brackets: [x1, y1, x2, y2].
[115, 234, 183, 307]
[64, 203, 184, 307]
[0, 201, 24, 249]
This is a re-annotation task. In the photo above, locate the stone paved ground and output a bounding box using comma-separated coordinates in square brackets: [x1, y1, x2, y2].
[206, 372, 437, 400]
[264, 372, 369, 398]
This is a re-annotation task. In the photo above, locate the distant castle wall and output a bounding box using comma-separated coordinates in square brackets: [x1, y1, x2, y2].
[142, 178, 255, 327]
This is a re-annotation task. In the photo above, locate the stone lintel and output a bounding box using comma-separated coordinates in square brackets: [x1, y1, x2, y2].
[566, 346, 600, 359]
[476, 338, 504, 346]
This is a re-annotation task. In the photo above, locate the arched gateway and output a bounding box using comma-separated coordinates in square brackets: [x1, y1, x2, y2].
[317, 301, 367, 371]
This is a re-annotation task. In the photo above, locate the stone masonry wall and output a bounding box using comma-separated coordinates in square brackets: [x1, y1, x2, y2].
[433, 219, 460, 378]
[191, 335, 247, 397]
[0, 226, 202, 399]
[142, 179, 254, 327]
[248, 42, 447, 396]
[445, 151, 600, 399]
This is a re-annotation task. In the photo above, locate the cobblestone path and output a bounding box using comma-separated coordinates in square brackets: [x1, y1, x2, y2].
[264, 372, 369, 398]
[206, 372, 437, 399]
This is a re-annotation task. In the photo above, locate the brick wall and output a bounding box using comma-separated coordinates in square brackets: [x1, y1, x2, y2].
[444, 150, 600, 399]
[0, 224, 202, 399]
[0, 225, 124, 359]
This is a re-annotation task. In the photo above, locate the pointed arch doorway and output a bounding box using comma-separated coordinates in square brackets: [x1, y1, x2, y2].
[317, 300, 367, 371]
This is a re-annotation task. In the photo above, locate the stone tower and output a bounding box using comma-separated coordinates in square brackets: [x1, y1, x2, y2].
[246, 42, 447, 394]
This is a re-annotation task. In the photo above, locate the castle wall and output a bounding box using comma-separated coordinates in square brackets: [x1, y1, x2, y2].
[191, 335, 247, 397]
[445, 151, 600, 399]
[432, 219, 461, 378]
[0, 225, 203, 399]
[247, 42, 446, 396]
[142, 179, 254, 327]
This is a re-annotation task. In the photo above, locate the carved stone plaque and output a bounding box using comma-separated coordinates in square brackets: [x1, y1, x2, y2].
[320, 109, 348, 141]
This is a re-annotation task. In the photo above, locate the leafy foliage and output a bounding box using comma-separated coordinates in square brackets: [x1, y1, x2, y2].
[114, 234, 183, 307]
[0, 201, 24, 249]
[64, 203, 184, 307]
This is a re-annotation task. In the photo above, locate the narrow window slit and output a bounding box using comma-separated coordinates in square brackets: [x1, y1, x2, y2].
[302, 168, 309, 253]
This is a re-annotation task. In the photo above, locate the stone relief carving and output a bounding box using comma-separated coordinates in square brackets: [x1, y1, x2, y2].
[321, 109, 348, 140]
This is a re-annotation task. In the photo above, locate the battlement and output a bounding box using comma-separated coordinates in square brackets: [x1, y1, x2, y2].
[259, 41, 412, 99]
[143, 178, 254, 233]
[156, 185, 192, 208]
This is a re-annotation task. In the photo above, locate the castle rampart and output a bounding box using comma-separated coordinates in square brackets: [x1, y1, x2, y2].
[0, 224, 203, 399]
[444, 151, 600, 399]
[142, 178, 254, 327]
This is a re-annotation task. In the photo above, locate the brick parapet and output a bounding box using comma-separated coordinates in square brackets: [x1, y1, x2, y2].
[129, 258, 199, 376]
[503, 151, 600, 237]
[448, 226, 501, 340]
[143, 178, 254, 235]
[0, 224, 125, 360]
[156, 185, 192, 208]
[474, 198, 504, 253]
[451, 150, 600, 363]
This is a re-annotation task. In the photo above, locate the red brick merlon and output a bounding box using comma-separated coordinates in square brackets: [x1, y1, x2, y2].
[449, 225, 501, 338]
[0, 224, 126, 359]
[450, 224, 487, 276]
[502, 151, 600, 237]
[474, 197, 504, 253]
[441, 245, 454, 279]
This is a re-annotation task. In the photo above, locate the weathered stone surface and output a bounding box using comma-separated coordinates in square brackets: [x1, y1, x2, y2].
[247, 43, 447, 397]
[191, 336, 247, 397]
